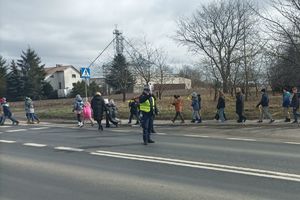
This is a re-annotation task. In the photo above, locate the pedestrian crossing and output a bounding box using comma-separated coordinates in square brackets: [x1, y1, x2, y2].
[1, 123, 300, 147]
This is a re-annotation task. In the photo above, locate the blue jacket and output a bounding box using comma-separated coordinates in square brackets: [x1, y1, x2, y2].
[282, 91, 291, 107]
[191, 97, 200, 111]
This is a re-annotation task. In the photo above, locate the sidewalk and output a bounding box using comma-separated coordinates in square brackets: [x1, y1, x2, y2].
[11, 112, 300, 128]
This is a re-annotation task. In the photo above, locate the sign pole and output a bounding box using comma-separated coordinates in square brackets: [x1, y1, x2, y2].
[85, 78, 88, 101]
[80, 67, 91, 101]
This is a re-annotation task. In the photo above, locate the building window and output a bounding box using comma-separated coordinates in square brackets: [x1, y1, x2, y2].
[72, 74, 76, 78]
[59, 82, 62, 89]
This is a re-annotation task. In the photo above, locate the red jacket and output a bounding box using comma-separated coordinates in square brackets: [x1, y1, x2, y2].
[173, 98, 183, 112]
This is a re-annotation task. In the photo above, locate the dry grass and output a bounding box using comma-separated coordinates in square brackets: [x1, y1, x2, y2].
[9, 89, 285, 121]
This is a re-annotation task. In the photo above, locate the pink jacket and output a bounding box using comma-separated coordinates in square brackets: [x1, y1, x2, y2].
[83, 102, 92, 119]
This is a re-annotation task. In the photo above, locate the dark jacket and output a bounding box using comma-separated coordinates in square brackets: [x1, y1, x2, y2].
[291, 93, 300, 109]
[1, 102, 12, 117]
[236, 93, 244, 114]
[217, 96, 225, 109]
[91, 95, 106, 120]
[197, 95, 202, 110]
[257, 93, 269, 107]
[129, 100, 139, 114]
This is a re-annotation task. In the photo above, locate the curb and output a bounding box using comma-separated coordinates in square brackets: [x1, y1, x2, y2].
[16, 119, 300, 128]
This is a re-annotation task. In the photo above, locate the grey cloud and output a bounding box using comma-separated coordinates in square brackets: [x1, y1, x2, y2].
[0, 0, 271, 69]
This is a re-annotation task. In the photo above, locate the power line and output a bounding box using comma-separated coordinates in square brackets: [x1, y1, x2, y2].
[87, 38, 115, 68]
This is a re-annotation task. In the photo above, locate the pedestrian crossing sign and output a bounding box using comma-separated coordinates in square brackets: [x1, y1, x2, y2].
[80, 68, 91, 79]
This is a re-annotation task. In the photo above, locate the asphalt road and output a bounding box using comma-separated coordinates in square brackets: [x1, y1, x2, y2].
[1, 123, 300, 200]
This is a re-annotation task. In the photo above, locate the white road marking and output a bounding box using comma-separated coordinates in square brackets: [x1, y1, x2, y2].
[23, 143, 47, 147]
[284, 142, 300, 145]
[109, 129, 133, 133]
[29, 127, 49, 130]
[0, 140, 16, 143]
[226, 138, 256, 142]
[6, 129, 27, 133]
[184, 134, 210, 138]
[0, 125, 10, 128]
[156, 132, 167, 135]
[91, 150, 300, 182]
[54, 146, 84, 152]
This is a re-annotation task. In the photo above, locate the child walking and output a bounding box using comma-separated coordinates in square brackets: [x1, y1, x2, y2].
[0, 97, 19, 125]
[73, 94, 84, 127]
[83, 100, 94, 127]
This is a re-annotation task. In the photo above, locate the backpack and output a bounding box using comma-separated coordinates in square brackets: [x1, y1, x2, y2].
[75, 101, 84, 111]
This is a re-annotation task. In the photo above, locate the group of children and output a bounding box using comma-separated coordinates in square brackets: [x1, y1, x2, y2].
[168, 87, 300, 124]
[0, 97, 19, 125]
[1, 87, 299, 126]
[73, 94, 120, 128]
[0, 96, 40, 125]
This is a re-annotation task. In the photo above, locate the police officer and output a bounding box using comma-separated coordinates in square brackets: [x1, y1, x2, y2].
[139, 86, 155, 145]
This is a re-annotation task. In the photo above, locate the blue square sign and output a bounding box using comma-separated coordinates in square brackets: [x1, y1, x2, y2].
[80, 68, 91, 79]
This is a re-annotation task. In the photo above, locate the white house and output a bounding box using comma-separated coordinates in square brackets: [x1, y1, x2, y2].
[133, 74, 192, 93]
[45, 65, 82, 98]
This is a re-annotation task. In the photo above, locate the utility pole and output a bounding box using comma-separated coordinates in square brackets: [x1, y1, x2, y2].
[113, 25, 124, 55]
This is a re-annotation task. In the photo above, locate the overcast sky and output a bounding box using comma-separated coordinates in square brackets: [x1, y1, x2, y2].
[0, 0, 270, 71]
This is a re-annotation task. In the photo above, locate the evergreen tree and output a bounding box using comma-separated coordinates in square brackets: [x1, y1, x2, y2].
[88, 81, 101, 97]
[0, 56, 8, 97]
[70, 81, 86, 97]
[70, 81, 101, 98]
[106, 54, 135, 102]
[6, 60, 23, 100]
[17, 48, 46, 99]
[42, 81, 55, 99]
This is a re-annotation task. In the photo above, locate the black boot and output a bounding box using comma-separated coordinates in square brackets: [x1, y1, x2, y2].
[143, 136, 148, 145]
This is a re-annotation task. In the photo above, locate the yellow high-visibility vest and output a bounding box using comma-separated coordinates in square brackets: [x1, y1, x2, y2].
[139, 97, 155, 113]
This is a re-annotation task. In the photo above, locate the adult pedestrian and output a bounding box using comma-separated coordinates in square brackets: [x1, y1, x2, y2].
[256, 89, 275, 123]
[73, 94, 84, 127]
[191, 92, 201, 123]
[236, 88, 246, 123]
[0, 97, 19, 125]
[139, 86, 155, 145]
[0, 97, 4, 124]
[171, 95, 185, 123]
[128, 97, 140, 125]
[25, 97, 40, 124]
[290, 87, 300, 124]
[216, 90, 226, 123]
[282, 88, 291, 122]
[150, 93, 158, 133]
[197, 94, 202, 123]
[91, 92, 106, 131]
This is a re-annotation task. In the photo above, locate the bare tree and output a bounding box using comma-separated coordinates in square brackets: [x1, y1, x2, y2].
[257, 0, 300, 90]
[259, 0, 300, 53]
[152, 49, 171, 99]
[125, 38, 158, 85]
[125, 37, 173, 97]
[176, 0, 259, 93]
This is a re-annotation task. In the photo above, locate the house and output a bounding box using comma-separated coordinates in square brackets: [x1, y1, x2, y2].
[133, 75, 192, 93]
[44, 64, 82, 98]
